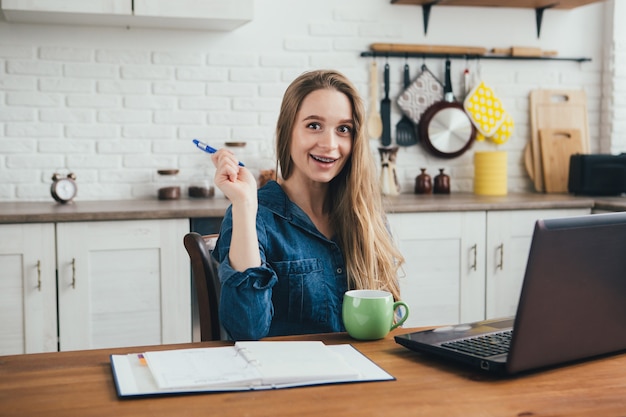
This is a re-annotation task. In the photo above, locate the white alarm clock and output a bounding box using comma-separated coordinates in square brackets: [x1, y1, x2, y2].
[50, 172, 77, 204]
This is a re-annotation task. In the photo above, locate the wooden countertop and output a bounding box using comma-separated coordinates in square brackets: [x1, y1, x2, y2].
[0, 197, 231, 224]
[1, 192, 624, 224]
[591, 196, 626, 212]
[384, 192, 597, 213]
[2, 328, 626, 417]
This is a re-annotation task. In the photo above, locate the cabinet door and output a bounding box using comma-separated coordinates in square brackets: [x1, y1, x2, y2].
[133, 0, 252, 19]
[387, 211, 486, 327]
[1, 0, 130, 14]
[0, 223, 57, 354]
[485, 208, 590, 319]
[56, 219, 190, 351]
[132, 0, 253, 30]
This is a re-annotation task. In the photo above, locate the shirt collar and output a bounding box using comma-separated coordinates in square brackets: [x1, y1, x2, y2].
[259, 181, 322, 234]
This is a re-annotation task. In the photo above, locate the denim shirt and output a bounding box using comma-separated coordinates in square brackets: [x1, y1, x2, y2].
[212, 181, 348, 340]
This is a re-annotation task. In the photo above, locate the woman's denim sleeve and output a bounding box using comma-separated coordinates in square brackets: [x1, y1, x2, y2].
[217, 260, 277, 340]
[213, 208, 278, 340]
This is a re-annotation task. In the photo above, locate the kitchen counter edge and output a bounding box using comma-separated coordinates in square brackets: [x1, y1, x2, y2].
[1, 193, 624, 224]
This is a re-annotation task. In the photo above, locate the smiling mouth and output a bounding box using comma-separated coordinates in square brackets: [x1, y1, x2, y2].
[310, 154, 338, 163]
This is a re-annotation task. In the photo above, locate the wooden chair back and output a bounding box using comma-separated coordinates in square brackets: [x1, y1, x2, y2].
[183, 232, 222, 341]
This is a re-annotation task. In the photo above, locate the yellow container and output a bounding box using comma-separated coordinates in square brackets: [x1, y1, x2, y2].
[474, 151, 507, 195]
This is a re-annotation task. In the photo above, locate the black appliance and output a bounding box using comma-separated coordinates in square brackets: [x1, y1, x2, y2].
[568, 154, 626, 196]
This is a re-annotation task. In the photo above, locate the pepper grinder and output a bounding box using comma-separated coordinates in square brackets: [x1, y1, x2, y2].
[414, 168, 432, 194]
[434, 168, 451, 194]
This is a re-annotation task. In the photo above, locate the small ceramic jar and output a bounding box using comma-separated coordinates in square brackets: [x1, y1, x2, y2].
[434, 168, 451, 194]
[414, 168, 432, 194]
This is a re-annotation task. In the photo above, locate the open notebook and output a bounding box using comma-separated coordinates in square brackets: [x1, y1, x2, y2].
[110, 341, 394, 397]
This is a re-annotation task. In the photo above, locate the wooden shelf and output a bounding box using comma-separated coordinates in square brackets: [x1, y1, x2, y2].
[390, 0, 605, 37]
[391, 0, 601, 9]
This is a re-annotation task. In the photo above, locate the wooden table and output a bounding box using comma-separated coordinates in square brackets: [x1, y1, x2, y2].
[2, 328, 626, 417]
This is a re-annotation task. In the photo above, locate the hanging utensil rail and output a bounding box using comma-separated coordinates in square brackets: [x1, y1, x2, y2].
[360, 51, 591, 63]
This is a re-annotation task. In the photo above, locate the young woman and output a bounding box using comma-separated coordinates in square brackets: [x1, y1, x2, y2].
[211, 69, 405, 340]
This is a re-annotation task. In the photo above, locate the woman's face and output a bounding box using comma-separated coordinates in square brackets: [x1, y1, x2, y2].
[289, 88, 354, 185]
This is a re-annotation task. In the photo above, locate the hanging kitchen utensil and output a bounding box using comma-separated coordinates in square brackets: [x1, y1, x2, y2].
[418, 58, 476, 159]
[489, 112, 514, 145]
[462, 61, 471, 100]
[380, 62, 392, 146]
[463, 80, 506, 138]
[397, 63, 444, 125]
[366, 61, 382, 140]
[396, 62, 418, 147]
[461, 61, 514, 146]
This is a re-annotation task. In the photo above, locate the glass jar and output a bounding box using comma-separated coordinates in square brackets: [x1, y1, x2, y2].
[188, 175, 215, 199]
[156, 169, 181, 200]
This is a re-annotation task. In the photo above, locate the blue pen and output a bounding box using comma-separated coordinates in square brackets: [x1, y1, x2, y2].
[192, 139, 245, 167]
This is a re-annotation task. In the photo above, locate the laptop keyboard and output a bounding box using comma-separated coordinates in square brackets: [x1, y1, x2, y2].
[441, 330, 513, 358]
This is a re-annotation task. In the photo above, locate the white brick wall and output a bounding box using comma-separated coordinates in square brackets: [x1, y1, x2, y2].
[0, 0, 617, 201]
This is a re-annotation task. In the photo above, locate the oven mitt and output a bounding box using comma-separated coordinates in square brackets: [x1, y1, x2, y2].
[397, 65, 444, 125]
[463, 81, 506, 137]
[489, 112, 514, 145]
[475, 112, 514, 144]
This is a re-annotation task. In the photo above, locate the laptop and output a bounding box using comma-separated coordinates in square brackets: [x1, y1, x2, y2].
[395, 211, 626, 375]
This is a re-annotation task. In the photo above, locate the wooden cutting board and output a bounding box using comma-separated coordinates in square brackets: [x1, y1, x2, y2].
[491, 47, 558, 57]
[539, 128, 584, 193]
[524, 142, 534, 181]
[370, 43, 487, 55]
[529, 89, 589, 192]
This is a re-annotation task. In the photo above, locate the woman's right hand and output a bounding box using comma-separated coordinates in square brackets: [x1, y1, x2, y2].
[211, 148, 257, 204]
[211, 148, 261, 272]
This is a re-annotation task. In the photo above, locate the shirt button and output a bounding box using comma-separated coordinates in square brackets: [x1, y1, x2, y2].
[336, 267, 343, 274]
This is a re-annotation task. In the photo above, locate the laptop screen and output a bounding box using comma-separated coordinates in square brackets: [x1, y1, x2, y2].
[507, 211, 626, 373]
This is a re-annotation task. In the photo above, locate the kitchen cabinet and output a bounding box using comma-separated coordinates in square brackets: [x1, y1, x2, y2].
[57, 219, 191, 351]
[484, 208, 589, 319]
[132, 0, 253, 31]
[388, 211, 487, 327]
[1, 0, 131, 14]
[0, 219, 190, 355]
[0, 0, 131, 26]
[0, 223, 57, 355]
[387, 207, 590, 328]
[0, 0, 253, 31]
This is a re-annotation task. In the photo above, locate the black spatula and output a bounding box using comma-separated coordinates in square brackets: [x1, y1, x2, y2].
[380, 62, 391, 146]
[396, 63, 418, 146]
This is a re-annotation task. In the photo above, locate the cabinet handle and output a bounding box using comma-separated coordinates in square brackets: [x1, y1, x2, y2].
[36, 260, 42, 291]
[497, 243, 504, 270]
[470, 244, 477, 271]
[71, 258, 76, 289]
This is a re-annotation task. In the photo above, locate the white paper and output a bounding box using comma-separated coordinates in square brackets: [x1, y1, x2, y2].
[233, 341, 360, 385]
[143, 346, 262, 389]
[110, 343, 394, 397]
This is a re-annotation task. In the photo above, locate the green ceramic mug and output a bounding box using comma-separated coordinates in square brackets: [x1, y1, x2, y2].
[342, 289, 409, 340]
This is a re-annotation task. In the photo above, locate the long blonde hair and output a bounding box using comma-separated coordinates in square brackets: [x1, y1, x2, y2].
[275, 69, 404, 300]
